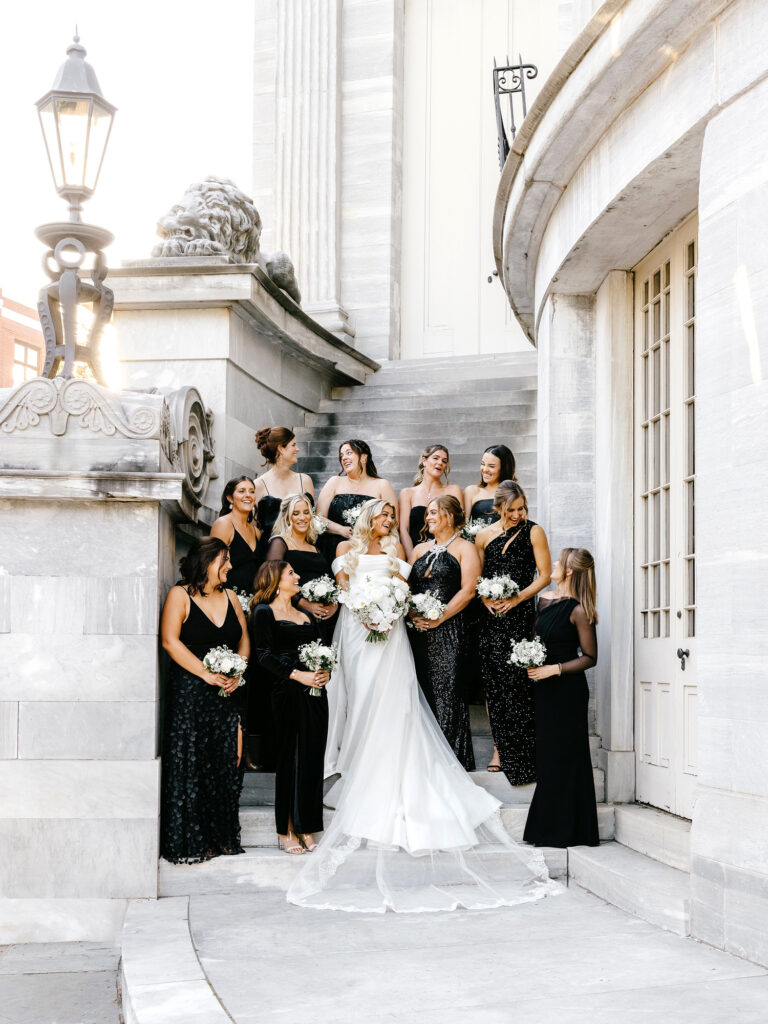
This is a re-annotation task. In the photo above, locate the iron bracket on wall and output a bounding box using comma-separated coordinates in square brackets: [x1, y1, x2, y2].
[493, 57, 538, 171]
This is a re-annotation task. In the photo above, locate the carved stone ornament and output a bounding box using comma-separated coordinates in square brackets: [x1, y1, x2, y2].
[152, 175, 302, 304]
[159, 385, 218, 508]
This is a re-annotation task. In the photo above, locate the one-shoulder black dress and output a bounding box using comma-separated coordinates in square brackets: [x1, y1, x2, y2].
[524, 597, 599, 848]
[409, 548, 474, 769]
[160, 593, 245, 863]
[478, 521, 539, 785]
[250, 605, 328, 836]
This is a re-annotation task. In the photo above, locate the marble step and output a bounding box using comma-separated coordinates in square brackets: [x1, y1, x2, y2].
[304, 404, 536, 428]
[295, 419, 537, 442]
[331, 377, 537, 401]
[568, 842, 691, 936]
[369, 353, 538, 380]
[613, 804, 691, 872]
[318, 388, 536, 414]
[158, 845, 568, 898]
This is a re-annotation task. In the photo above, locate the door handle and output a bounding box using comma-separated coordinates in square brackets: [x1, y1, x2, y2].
[676, 648, 690, 670]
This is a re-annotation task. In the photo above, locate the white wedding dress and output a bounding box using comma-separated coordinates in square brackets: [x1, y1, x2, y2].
[286, 553, 560, 912]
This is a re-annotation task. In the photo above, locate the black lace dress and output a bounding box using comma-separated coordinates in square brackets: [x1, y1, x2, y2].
[478, 521, 539, 785]
[160, 592, 245, 864]
[250, 605, 328, 836]
[319, 492, 375, 562]
[524, 597, 599, 848]
[409, 548, 475, 769]
[227, 527, 261, 595]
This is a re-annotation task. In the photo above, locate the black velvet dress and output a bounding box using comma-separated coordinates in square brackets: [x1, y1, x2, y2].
[319, 492, 375, 562]
[160, 592, 245, 864]
[524, 597, 599, 848]
[227, 527, 261, 594]
[250, 605, 328, 836]
[478, 521, 539, 785]
[409, 548, 475, 769]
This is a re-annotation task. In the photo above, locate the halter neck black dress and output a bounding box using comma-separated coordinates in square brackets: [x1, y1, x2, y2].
[409, 547, 474, 769]
[523, 597, 599, 848]
[160, 591, 245, 863]
[478, 521, 539, 786]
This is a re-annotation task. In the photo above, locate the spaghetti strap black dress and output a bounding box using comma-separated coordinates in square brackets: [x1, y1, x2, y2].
[227, 527, 261, 595]
[255, 474, 313, 561]
[160, 592, 245, 863]
[250, 605, 328, 836]
[524, 597, 599, 848]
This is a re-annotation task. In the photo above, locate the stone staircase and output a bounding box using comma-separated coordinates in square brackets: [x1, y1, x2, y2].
[296, 352, 539, 509]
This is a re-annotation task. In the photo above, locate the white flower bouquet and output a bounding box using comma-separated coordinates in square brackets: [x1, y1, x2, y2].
[298, 640, 339, 696]
[462, 518, 492, 542]
[203, 645, 248, 697]
[476, 574, 520, 616]
[312, 514, 327, 536]
[300, 574, 341, 606]
[342, 504, 364, 528]
[339, 573, 411, 643]
[231, 587, 253, 614]
[407, 591, 446, 630]
[508, 636, 547, 669]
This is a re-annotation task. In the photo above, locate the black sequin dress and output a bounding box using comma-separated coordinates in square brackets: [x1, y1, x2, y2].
[160, 593, 245, 864]
[319, 492, 375, 562]
[463, 498, 502, 703]
[250, 606, 328, 836]
[524, 598, 599, 847]
[478, 521, 539, 785]
[409, 548, 475, 769]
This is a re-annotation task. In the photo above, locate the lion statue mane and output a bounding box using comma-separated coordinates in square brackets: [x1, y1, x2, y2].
[152, 176, 301, 304]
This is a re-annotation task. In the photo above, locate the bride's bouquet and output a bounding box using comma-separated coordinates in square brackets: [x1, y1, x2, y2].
[508, 636, 547, 669]
[300, 574, 341, 605]
[298, 640, 338, 696]
[476, 574, 520, 616]
[462, 518, 492, 542]
[340, 573, 410, 643]
[407, 592, 446, 630]
[342, 505, 364, 528]
[203, 645, 248, 697]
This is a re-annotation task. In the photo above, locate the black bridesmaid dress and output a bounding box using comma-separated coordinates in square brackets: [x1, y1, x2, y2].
[250, 605, 328, 837]
[160, 593, 245, 863]
[524, 597, 599, 847]
[408, 506, 428, 549]
[462, 499, 502, 704]
[409, 548, 475, 769]
[469, 497, 499, 528]
[255, 475, 313, 560]
[319, 492, 375, 562]
[478, 521, 539, 785]
[227, 528, 261, 594]
[265, 538, 339, 644]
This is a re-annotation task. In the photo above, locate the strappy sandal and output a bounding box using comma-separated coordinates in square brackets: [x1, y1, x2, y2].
[278, 832, 306, 855]
[487, 762, 502, 773]
[299, 833, 318, 852]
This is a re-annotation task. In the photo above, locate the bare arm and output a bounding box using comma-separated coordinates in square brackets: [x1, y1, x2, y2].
[413, 541, 480, 629]
[160, 587, 232, 688]
[464, 484, 478, 519]
[301, 473, 316, 500]
[495, 525, 552, 615]
[379, 478, 398, 509]
[334, 540, 351, 589]
[316, 477, 350, 538]
[210, 517, 235, 544]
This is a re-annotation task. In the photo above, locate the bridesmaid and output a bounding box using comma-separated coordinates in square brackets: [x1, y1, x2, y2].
[463, 444, 517, 528]
[399, 444, 464, 559]
[159, 538, 249, 863]
[524, 548, 599, 848]
[476, 481, 551, 783]
[265, 494, 339, 642]
[408, 496, 479, 769]
[253, 426, 315, 554]
[210, 477, 261, 594]
[315, 439, 397, 561]
[250, 561, 330, 855]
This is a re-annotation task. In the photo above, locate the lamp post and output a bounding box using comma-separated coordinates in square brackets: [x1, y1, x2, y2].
[35, 34, 117, 384]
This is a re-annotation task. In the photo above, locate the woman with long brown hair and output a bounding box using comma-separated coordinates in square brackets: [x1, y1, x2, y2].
[523, 548, 599, 848]
[398, 444, 463, 559]
[210, 476, 261, 594]
[249, 560, 330, 855]
[463, 444, 517, 529]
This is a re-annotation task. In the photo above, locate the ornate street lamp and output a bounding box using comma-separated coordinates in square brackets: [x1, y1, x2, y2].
[35, 35, 117, 384]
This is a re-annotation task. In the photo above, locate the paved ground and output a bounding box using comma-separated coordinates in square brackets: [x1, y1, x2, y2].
[191, 887, 768, 1024]
[0, 942, 120, 1024]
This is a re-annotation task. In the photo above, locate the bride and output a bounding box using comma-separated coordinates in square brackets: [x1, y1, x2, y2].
[287, 499, 559, 912]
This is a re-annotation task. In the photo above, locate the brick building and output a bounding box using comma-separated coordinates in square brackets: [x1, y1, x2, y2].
[0, 288, 44, 387]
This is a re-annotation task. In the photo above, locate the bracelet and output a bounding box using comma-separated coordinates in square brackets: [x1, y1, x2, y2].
[558, 663, 563, 676]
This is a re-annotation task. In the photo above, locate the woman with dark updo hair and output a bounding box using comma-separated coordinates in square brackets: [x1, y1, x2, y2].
[210, 477, 261, 594]
[253, 427, 315, 554]
[315, 438, 397, 561]
[159, 537, 250, 863]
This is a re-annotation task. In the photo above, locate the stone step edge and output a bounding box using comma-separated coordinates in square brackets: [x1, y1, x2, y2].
[120, 896, 230, 1024]
[613, 804, 691, 873]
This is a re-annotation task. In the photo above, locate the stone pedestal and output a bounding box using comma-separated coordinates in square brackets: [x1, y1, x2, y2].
[0, 378, 183, 943]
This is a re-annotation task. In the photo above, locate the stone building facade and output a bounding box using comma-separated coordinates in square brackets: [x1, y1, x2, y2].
[0, 289, 43, 387]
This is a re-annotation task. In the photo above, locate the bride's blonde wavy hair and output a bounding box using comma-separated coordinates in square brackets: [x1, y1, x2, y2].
[344, 498, 400, 576]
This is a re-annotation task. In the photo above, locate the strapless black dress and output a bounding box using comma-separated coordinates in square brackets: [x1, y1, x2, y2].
[319, 492, 376, 562]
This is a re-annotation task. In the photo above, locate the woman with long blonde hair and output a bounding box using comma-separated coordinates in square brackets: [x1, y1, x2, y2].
[285, 498, 559, 913]
[398, 444, 464, 559]
[523, 548, 599, 848]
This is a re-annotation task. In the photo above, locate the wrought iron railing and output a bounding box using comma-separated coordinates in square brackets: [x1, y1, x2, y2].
[493, 57, 538, 171]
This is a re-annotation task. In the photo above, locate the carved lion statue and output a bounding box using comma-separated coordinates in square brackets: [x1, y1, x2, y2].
[152, 176, 301, 304]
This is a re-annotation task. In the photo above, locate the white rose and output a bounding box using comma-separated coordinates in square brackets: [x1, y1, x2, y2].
[220, 658, 234, 674]
[490, 584, 503, 598]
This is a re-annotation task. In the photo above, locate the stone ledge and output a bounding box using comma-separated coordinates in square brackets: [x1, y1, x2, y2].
[0, 470, 183, 501]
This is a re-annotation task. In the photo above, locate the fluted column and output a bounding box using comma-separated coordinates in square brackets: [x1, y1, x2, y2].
[274, 0, 353, 338]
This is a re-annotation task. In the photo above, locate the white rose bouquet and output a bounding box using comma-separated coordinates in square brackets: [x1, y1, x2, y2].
[342, 504, 364, 528]
[312, 514, 327, 536]
[203, 645, 248, 697]
[462, 518, 492, 542]
[476, 574, 520, 616]
[298, 640, 338, 696]
[231, 587, 253, 614]
[339, 573, 411, 643]
[300, 575, 341, 605]
[407, 591, 446, 630]
[508, 636, 547, 669]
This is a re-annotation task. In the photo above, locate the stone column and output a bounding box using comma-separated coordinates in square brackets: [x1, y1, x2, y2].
[690, 73, 768, 966]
